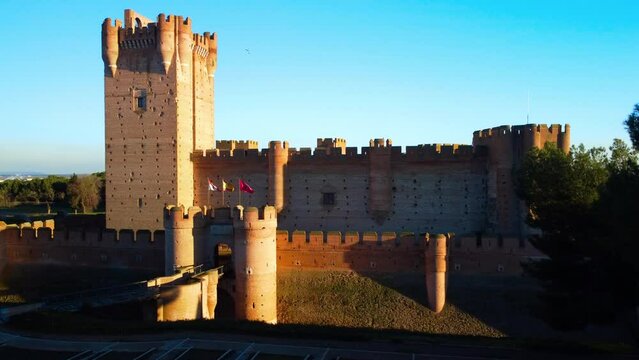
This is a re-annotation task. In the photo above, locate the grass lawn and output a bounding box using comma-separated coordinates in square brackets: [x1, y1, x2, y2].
[0, 202, 104, 224]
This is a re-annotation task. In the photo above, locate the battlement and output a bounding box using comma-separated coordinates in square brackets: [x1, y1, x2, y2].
[236, 206, 278, 223]
[216, 140, 259, 150]
[163, 205, 208, 229]
[269, 141, 289, 151]
[473, 123, 569, 140]
[102, 9, 218, 76]
[369, 138, 392, 148]
[405, 144, 475, 158]
[118, 25, 157, 48]
[276, 230, 428, 249]
[102, 18, 123, 30]
[192, 148, 264, 160]
[191, 140, 484, 163]
[176, 16, 192, 33]
[157, 13, 176, 25]
[317, 138, 347, 147]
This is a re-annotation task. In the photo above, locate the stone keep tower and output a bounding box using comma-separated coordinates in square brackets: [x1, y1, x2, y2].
[233, 206, 278, 324]
[103, 9, 217, 231]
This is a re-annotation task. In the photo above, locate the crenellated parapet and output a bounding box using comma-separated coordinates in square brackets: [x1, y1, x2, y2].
[234, 205, 278, 228]
[369, 138, 393, 148]
[0, 219, 165, 272]
[315, 138, 347, 155]
[473, 123, 570, 154]
[405, 144, 478, 160]
[216, 140, 259, 151]
[163, 205, 208, 230]
[192, 140, 490, 163]
[276, 229, 424, 250]
[101, 9, 217, 77]
[163, 205, 209, 275]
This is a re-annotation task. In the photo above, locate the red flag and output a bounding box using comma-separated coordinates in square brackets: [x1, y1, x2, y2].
[239, 179, 254, 194]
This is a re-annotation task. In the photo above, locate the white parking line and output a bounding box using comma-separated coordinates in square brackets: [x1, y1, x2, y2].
[156, 338, 189, 360]
[217, 349, 233, 360]
[234, 342, 254, 360]
[66, 350, 92, 360]
[133, 347, 156, 360]
[174, 346, 193, 360]
[319, 347, 330, 360]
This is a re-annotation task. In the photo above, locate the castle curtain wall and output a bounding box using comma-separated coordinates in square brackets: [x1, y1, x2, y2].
[193, 145, 489, 236]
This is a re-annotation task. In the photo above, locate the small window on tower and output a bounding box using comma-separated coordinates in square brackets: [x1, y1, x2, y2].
[322, 192, 335, 206]
[133, 89, 147, 112]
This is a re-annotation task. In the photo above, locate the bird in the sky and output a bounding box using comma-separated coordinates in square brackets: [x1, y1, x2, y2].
[245, 48, 251, 54]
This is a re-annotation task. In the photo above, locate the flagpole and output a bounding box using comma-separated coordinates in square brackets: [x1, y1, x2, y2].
[222, 179, 225, 207]
[238, 179, 242, 206]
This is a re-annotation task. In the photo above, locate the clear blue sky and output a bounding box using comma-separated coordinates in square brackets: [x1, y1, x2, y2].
[0, 0, 637, 174]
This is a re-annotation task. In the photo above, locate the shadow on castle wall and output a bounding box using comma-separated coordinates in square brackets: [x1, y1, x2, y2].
[0, 222, 165, 271]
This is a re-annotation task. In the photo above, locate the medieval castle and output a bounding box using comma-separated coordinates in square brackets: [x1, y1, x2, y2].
[0, 9, 569, 323]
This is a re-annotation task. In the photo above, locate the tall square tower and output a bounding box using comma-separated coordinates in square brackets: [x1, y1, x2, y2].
[102, 9, 216, 231]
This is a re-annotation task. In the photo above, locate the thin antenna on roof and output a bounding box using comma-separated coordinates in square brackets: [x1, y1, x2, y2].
[527, 91, 530, 124]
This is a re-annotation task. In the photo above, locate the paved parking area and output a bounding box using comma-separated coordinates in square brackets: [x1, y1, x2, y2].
[0, 331, 510, 360]
[2, 330, 632, 360]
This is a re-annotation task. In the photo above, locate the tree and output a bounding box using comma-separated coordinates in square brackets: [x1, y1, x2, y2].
[595, 140, 639, 309]
[67, 175, 102, 213]
[0, 188, 10, 207]
[33, 178, 55, 213]
[624, 104, 639, 150]
[516, 143, 610, 329]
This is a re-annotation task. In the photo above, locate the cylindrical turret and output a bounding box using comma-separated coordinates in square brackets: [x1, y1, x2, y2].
[101, 18, 120, 77]
[177, 16, 193, 74]
[268, 141, 289, 212]
[425, 233, 449, 313]
[164, 205, 204, 275]
[157, 14, 175, 74]
[233, 206, 278, 324]
[206, 32, 217, 78]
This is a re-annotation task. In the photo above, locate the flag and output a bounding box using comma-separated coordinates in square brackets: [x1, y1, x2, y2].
[239, 179, 255, 194]
[207, 178, 219, 192]
[222, 180, 235, 192]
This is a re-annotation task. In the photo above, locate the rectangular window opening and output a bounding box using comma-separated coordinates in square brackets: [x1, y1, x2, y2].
[322, 192, 335, 206]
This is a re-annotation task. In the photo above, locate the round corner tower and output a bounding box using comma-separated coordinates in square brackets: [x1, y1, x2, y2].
[233, 205, 278, 324]
[425, 233, 449, 313]
[268, 141, 289, 213]
[164, 205, 207, 275]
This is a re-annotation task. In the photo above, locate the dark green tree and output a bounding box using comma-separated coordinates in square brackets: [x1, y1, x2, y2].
[624, 104, 639, 150]
[596, 140, 639, 309]
[516, 143, 609, 329]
